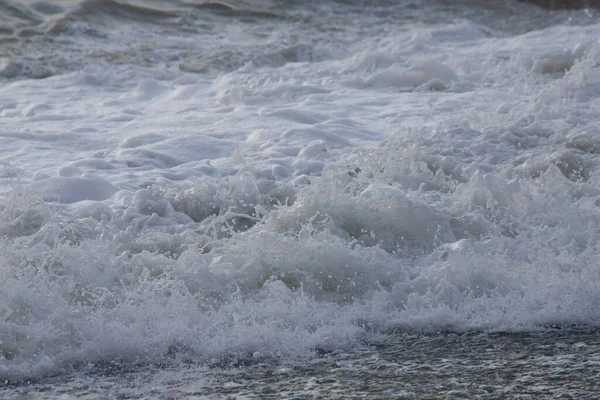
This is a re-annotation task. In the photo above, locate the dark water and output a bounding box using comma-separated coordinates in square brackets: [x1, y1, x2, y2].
[1, 0, 597, 80]
[3, 329, 600, 399]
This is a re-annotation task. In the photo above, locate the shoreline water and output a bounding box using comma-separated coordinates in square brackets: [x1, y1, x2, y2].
[1, 1, 600, 396]
[4, 328, 600, 398]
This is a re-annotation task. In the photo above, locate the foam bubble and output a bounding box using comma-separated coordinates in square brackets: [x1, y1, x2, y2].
[365, 60, 458, 90]
[28, 175, 119, 203]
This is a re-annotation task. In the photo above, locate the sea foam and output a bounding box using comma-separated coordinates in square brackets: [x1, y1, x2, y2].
[1, 0, 600, 383]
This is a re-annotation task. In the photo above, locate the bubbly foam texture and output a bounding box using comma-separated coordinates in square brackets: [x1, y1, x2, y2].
[1, 1, 600, 382]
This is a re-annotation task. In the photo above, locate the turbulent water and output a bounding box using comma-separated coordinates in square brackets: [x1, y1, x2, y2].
[1, 0, 600, 397]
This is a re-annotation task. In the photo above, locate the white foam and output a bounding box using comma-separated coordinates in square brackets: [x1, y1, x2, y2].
[1, 3, 600, 382]
[365, 60, 458, 90]
[28, 174, 119, 203]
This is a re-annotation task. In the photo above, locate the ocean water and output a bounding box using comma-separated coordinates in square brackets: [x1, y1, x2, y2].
[1, 0, 600, 398]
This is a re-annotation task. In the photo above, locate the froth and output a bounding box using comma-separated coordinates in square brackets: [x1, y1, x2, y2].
[2, 0, 600, 384]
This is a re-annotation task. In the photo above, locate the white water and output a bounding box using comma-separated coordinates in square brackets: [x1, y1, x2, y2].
[1, 0, 600, 383]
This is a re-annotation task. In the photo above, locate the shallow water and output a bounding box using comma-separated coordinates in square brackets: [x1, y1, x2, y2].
[1, 0, 600, 397]
[5, 329, 600, 398]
